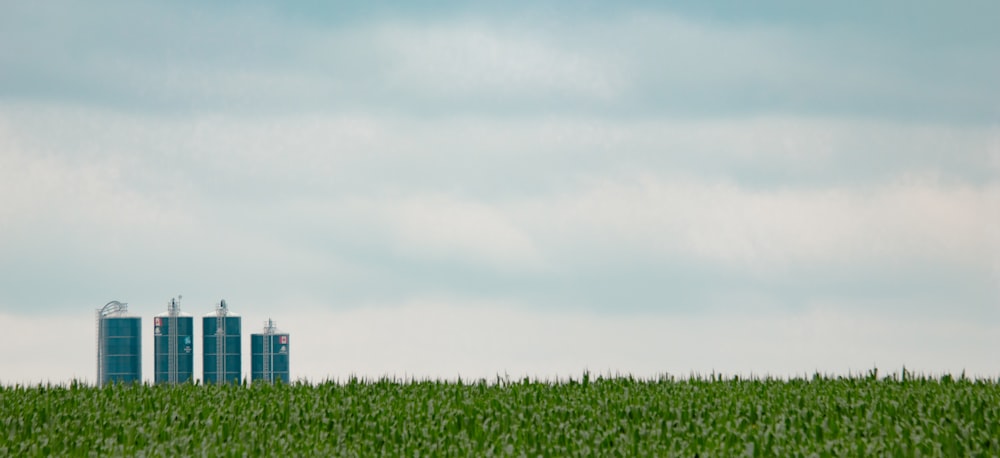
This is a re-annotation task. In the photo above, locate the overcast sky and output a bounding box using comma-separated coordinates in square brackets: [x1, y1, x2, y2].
[2, 1, 999, 384]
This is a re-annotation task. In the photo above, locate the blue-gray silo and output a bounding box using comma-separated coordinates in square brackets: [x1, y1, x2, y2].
[96, 301, 141, 386]
[251, 319, 289, 383]
[202, 300, 241, 384]
[154, 297, 194, 384]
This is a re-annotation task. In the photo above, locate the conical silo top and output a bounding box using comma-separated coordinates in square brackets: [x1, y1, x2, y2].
[261, 318, 281, 334]
[156, 296, 192, 317]
[204, 299, 241, 317]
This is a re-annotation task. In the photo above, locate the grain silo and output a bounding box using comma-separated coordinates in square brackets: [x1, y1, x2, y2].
[202, 300, 241, 384]
[154, 296, 194, 384]
[96, 301, 141, 386]
[251, 319, 290, 383]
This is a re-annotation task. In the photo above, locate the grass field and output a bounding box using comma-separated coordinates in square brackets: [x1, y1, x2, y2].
[2, 372, 999, 456]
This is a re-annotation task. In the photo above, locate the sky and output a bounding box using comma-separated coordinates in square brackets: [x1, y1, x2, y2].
[1, 1, 999, 384]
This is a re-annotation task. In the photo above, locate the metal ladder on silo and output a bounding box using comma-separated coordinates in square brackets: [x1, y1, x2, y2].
[168, 298, 179, 384]
[262, 319, 273, 382]
[95, 309, 103, 386]
[216, 301, 226, 384]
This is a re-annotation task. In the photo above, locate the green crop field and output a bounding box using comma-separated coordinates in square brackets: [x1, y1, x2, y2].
[2, 372, 999, 456]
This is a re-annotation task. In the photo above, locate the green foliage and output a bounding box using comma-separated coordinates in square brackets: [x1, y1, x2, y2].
[2, 374, 1000, 456]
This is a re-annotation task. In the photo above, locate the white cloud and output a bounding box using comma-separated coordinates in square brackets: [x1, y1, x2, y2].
[517, 174, 1000, 272]
[0, 128, 194, 248]
[378, 194, 546, 271]
[376, 22, 624, 101]
[990, 127, 1000, 172]
[2, 107, 997, 283]
[2, 311, 97, 385]
[5, 106, 996, 190]
[4, 5, 998, 119]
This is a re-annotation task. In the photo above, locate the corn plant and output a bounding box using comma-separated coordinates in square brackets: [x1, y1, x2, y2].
[2, 374, 999, 456]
